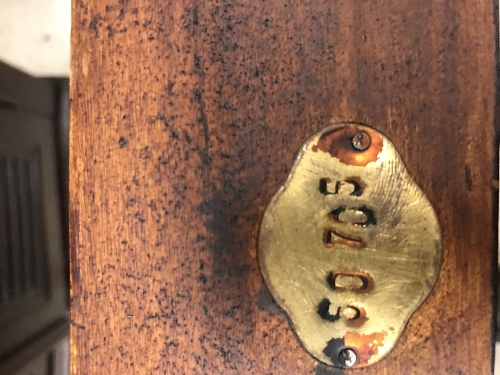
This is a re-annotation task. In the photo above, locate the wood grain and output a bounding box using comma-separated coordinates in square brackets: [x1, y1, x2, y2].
[70, 0, 497, 374]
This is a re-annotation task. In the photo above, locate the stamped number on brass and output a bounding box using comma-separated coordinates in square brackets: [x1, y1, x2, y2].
[258, 123, 442, 369]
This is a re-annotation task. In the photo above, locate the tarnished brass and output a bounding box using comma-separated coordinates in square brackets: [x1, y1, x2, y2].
[258, 123, 442, 368]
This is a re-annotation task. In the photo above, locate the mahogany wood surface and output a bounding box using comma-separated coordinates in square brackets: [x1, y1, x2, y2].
[70, 0, 497, 373]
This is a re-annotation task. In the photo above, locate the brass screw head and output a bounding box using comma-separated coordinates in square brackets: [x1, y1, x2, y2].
[339, 348, 358, 367]
[352, 131, 371, 151]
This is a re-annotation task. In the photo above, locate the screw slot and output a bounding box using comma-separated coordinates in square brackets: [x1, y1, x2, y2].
[339, 348, 358, 367]
[351, 131, 371, 151]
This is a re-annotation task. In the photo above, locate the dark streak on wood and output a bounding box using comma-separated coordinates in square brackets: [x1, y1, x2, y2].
[465, 164, 472, 191]
[315, 363, 345, 375]
[70, 320, 86, 331]
[69, 209, 80, 307]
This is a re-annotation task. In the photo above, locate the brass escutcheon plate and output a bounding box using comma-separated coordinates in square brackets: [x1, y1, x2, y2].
[258, 123, 442, 369]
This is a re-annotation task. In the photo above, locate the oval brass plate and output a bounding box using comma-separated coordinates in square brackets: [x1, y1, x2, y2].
[258, 123, 442, 368]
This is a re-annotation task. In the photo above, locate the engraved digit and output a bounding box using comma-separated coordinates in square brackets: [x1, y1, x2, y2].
[319, 178, 335, 195]
[317, 298, 341, 322]
[317, 299, 367, 326]
[327, 271, 374, 293]
[329, 206, 376, 226]
[323, 229, 365, 248]
[319, 177, 365, 196]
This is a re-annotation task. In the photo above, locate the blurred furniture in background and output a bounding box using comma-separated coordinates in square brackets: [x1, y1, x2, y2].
[0, 62, 68, 374]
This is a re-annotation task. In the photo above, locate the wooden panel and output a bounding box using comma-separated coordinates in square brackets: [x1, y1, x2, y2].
[70, 0, 497, 374]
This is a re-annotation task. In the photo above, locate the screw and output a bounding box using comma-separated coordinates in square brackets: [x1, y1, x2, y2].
[339, 348, 357, 367]
[351, 131, 371, 151]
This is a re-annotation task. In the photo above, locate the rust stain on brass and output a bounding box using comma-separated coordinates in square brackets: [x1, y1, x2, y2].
[344, 331, 387, 365]
[258, 122, 442, 368]
[312, 125, 383, 166]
